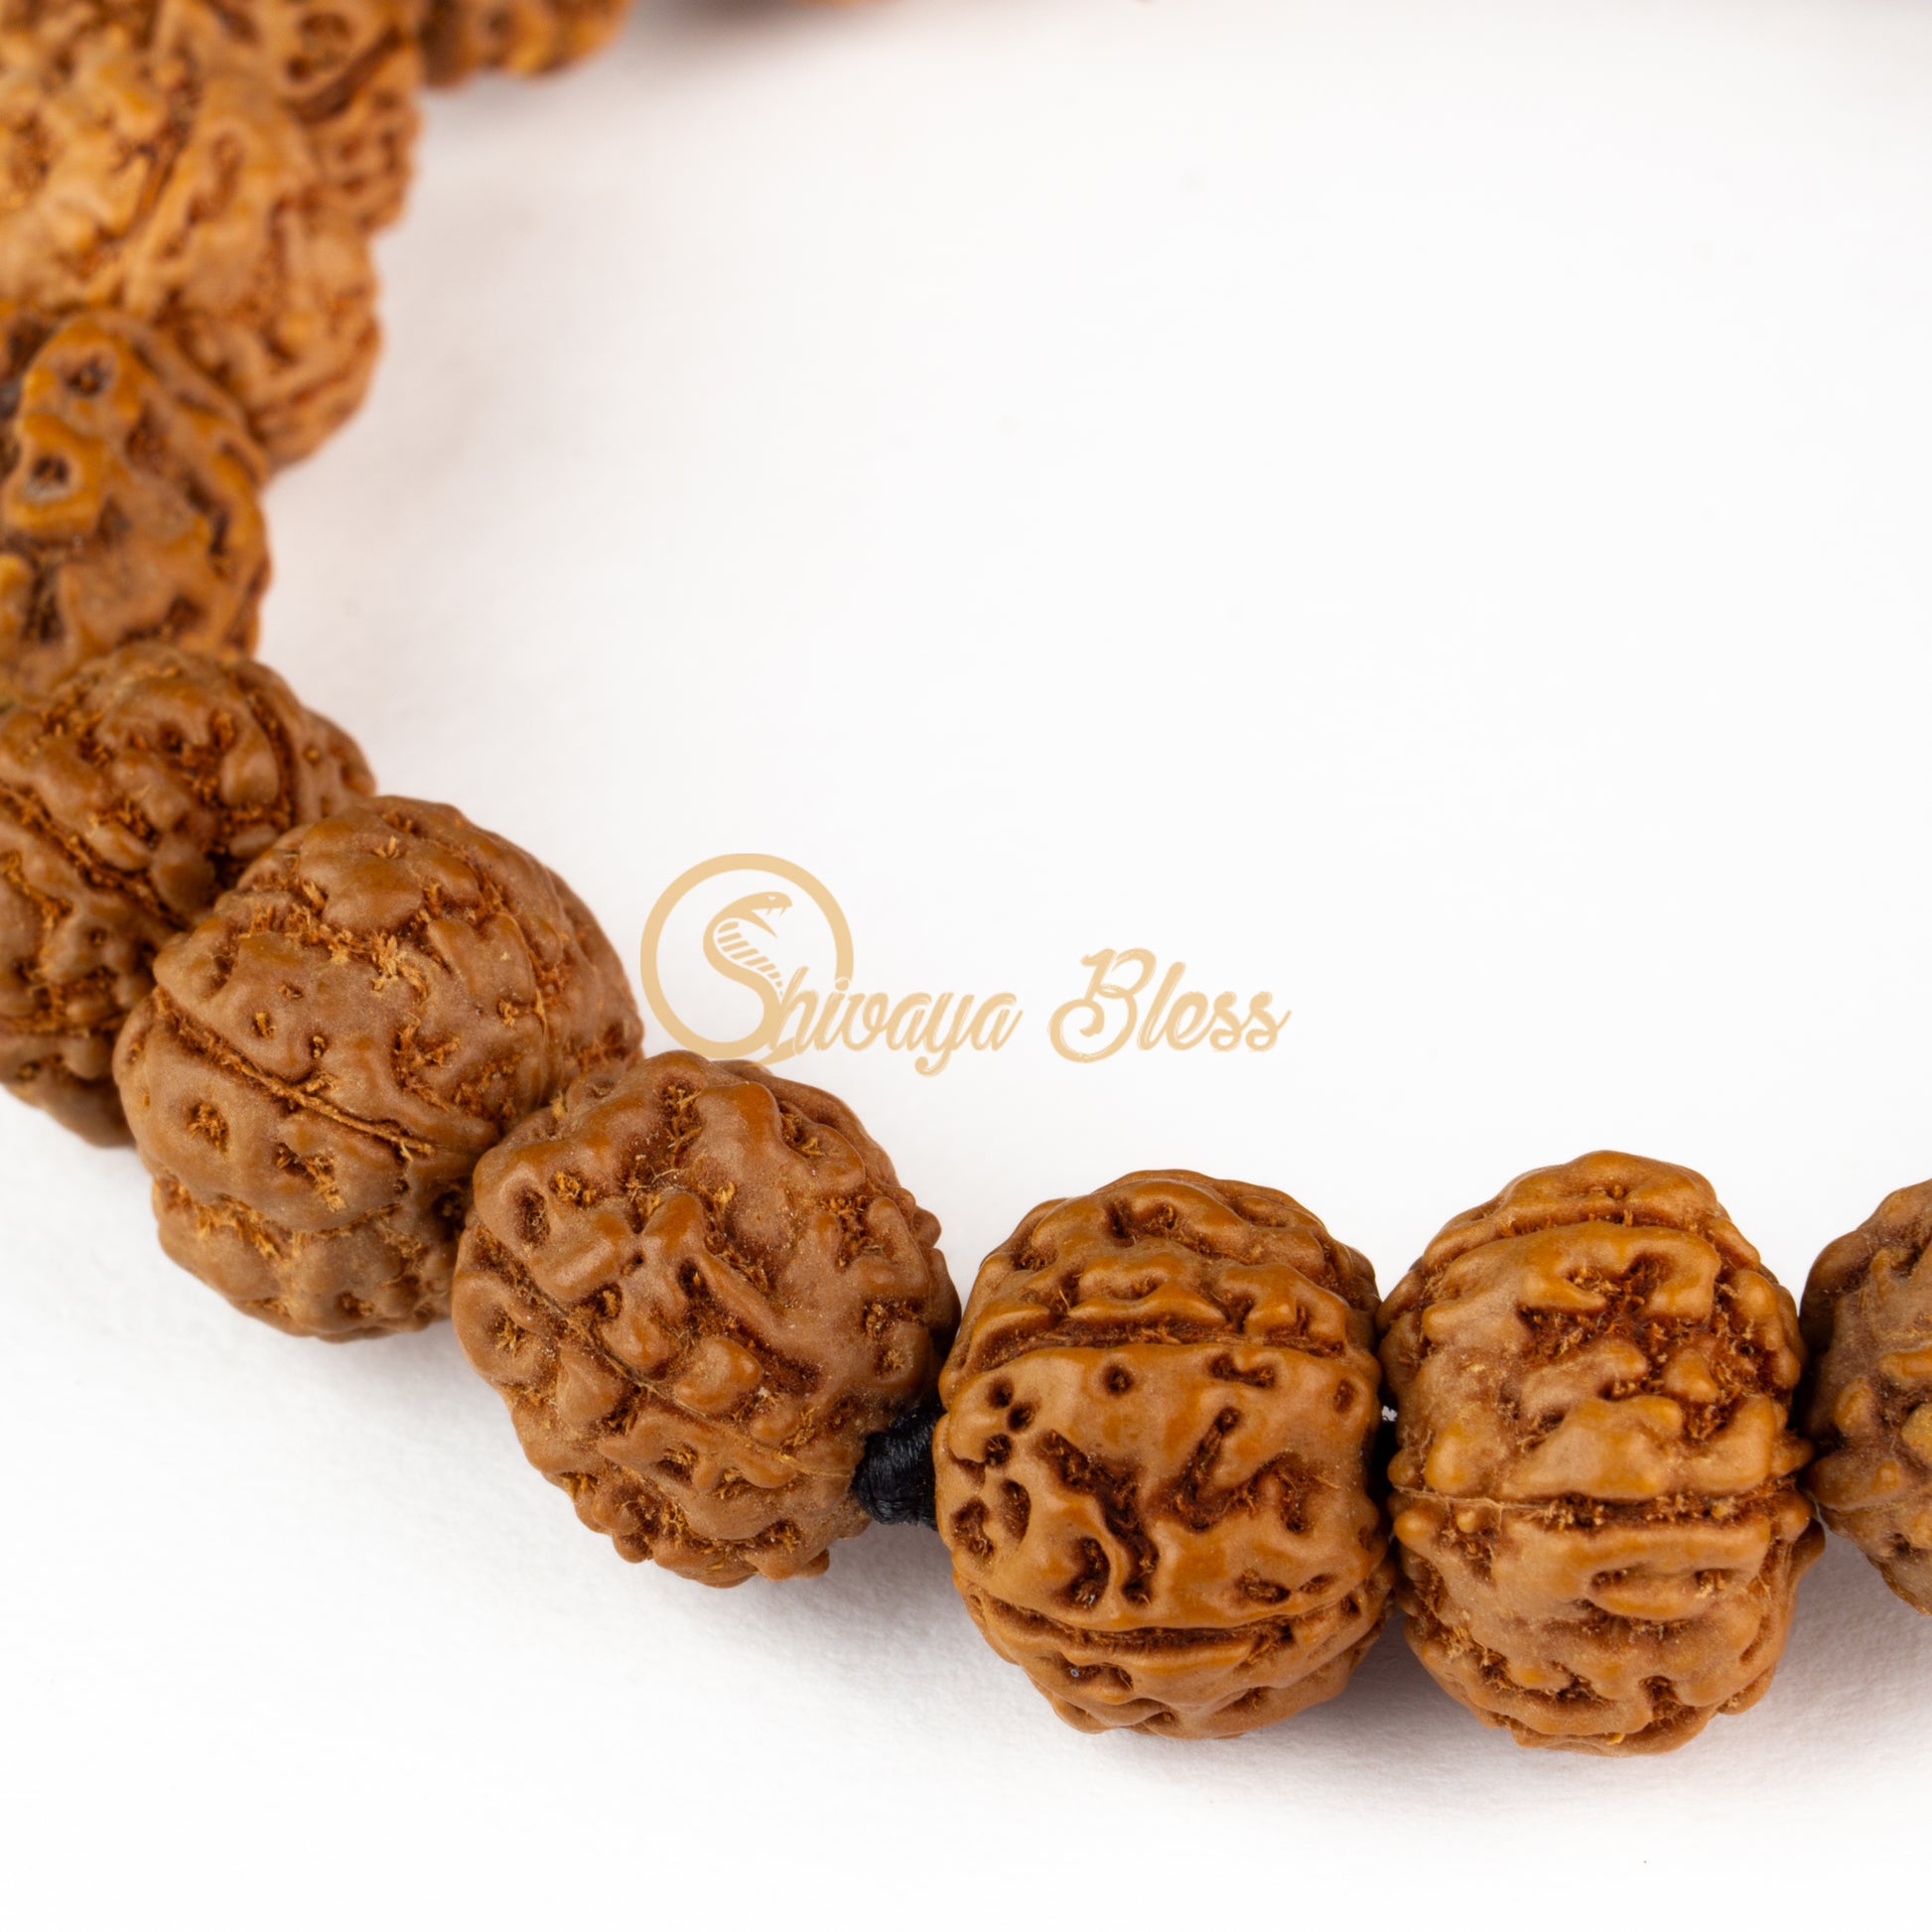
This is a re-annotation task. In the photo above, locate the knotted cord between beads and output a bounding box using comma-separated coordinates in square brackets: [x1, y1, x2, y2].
[854, 1393, 942, 1529]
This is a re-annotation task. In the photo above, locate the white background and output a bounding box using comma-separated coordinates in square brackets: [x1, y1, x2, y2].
[7, 0, 1932, 1921]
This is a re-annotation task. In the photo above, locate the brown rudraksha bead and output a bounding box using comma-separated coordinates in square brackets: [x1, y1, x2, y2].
[0, 305, 269, 707]
[1379, 1150, 1823, 1755]
[1800, 1178, 1932, 1613]
[451, 1050, 958, 1585]
[0, 0, 422, 231]
[0, 27, 380, 464]
[417, 0, 630, 85]
[0, 641, 369, 1145]
[933, 1171, 1392, 1739]
[113, 796, 640, 1338]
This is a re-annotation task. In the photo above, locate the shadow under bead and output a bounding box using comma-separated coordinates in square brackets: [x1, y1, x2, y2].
[0, 642, 370, 1145]
[0, 305, 269, 707]
[113, 796, 640, 1338]
[0, 27, 380, 466]
[452, 1050, 957, 1585]
[1800, 1179, 1932, 1613]
[934, 1171, 1393, 1740]
[1379, 1151, 1822, 1756]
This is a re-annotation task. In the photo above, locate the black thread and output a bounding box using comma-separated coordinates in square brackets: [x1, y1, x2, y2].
[853, 1392, 942, 1529]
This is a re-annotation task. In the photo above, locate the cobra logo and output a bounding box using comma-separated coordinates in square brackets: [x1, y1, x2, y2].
[639, 854, 856, 1063]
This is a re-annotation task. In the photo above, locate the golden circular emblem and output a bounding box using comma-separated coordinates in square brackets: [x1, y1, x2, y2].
[638, 853, 856, 1061]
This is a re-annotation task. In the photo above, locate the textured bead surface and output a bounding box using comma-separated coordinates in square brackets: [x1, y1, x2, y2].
[1800, 1179, 1932, 1613]
[0, 28, 380, 464]
[935, 1171, 1391, 1739]
[115, 796, 639, 1337]
[453, 1050, 957, 1585]
[0, 0, 422, 230]
[419, 0, 630, 85]
[0, 642, 368, 1143]
[1380, 1151, 1822, 1755]
[0, 305, 268, 706]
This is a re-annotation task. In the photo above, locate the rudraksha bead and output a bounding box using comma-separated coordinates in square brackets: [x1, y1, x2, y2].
[0, 0, 422, 230]
[0, 641, 368, 1143]
[934, 1171, 1392, 1738]
[0, 27, 380, 463]
[0, 304, 268, 706]
[1379, 1151, 1822, 1754]
[1800, 1178, 1932, 1613]
[418, 0, 630, 87]
[114, 796, 639, 1337]
[453, 1050, 957, 1584]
